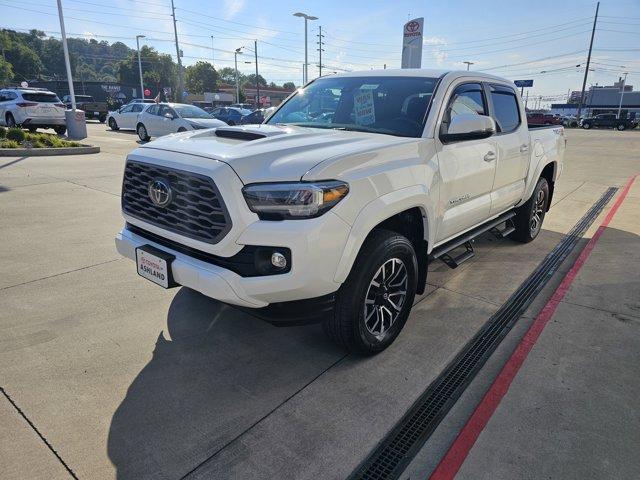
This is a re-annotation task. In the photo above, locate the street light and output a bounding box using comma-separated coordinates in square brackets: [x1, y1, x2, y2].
[617, 72, 629, 119]
[136, 35, 146, 100]
[293, 12, 318, 84]
[462, 61, 474, 71]
[234, 47, 244, 103]
[210, 35, 215, 68]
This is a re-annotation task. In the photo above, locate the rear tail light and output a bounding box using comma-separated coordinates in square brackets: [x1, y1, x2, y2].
[16, 102, 38, 107]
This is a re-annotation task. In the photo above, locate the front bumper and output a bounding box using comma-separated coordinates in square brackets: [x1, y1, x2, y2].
[115, 210, 351, 308]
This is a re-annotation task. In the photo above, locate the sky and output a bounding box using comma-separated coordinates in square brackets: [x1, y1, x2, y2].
[2, 0, 640, 107]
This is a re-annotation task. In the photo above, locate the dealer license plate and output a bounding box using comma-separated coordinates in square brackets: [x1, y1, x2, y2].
[136, 246, 176, 288]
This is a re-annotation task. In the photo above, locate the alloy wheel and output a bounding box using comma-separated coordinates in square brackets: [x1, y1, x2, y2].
[530, 188, 546, 236]
[363, 258, 408, 338]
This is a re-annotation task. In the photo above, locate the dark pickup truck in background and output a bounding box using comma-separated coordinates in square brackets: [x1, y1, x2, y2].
[62, 95, 109, 122]
[581, 113, 638, 131]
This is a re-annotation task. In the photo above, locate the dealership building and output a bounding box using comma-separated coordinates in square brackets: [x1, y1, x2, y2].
[550, 77, 639, 118]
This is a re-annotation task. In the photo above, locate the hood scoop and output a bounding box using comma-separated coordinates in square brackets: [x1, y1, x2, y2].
[214, 128, 267, 141]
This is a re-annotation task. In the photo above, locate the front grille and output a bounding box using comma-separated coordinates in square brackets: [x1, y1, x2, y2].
[122, 161, 231, 244]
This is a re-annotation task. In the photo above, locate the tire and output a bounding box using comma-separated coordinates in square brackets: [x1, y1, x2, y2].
[6, 113, 16, 128]
[108, 117, 119, 131]
[227, 120, 236, 126]
[582, 122, 591, 129]
[509, 177, 549, 243]
[98, 114, 107, 123]
[54, 126, 67, 135]
[27, 127, 37, 133]
[617, 124, 626, 131]
[137, 123, 150, 141]
[177, 127, 187, 132]
[323, 229, 418, 355]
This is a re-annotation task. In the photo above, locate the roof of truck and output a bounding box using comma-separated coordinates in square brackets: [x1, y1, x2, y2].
[327, 68, 512, 83]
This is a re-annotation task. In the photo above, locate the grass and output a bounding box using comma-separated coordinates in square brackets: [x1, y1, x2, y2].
[0, 128, 83, 149]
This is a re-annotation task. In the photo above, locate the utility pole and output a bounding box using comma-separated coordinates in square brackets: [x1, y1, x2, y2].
[463, 61, 474, 71]
[254, 40, 260, 108]
[525, 91, 529, 110]
[136, 35, 145, 100]
[617, 72, 628, 119]
[171, 0, 183, 102]
[317, 26, 324, 77]
[576, 1, 599, 121]
[234, 47, 243, 103]
[211, 35, 216, 69]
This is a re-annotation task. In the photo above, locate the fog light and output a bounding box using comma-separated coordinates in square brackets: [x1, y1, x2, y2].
[271, 251, 287, 269]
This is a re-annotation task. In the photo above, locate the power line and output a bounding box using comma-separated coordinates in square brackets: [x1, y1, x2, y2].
[175, 7, 300, 35]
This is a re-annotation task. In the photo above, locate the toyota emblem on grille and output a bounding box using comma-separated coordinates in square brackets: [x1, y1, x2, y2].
[148, 178, 173, 207]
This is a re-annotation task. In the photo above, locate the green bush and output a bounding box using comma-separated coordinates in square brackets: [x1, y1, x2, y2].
[6, 128, 25, 143]
[0, 126, 6, 138]
[0, 139, 20, 148]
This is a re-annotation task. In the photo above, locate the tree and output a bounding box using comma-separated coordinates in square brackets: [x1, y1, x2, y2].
[217, 66, 244, 85]
[282, 82, 296, 91]
[185, 61, 218, 94]
[243, 73, 267, 88]
[0, 57, 13, 84]
[117, 46, 176, 96]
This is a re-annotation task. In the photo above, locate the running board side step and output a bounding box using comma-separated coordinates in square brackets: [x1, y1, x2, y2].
[429, 211, 516, 269]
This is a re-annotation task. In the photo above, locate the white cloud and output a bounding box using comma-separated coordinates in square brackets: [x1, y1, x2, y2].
[224, 0, 245, 20]
[423, 36, 447, 46]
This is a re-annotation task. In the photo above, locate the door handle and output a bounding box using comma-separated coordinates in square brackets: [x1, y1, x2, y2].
[484, 151, 496, 162]
[520, 144, 529, 153]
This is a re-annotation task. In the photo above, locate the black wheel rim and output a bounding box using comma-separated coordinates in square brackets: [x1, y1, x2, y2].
[530, 188, 546, 236]
[363, 258, 408, 339]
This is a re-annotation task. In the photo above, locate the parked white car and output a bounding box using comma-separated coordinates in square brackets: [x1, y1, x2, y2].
[0, 87, 66, 134]
[107, 103, 150, 131]
[135, 103, 226, 141]
[116, 69, 565, 354]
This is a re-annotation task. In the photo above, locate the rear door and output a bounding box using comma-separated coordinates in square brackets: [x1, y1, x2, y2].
[123, 103, 143, 129]
[143, 105, 160, 135]
[485, 83, 529, 215]
[435, 82, 497, 243]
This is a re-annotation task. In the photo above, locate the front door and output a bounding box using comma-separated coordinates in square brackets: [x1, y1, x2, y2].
[435, 82, 497, 243]
[485, 84, 529, 215]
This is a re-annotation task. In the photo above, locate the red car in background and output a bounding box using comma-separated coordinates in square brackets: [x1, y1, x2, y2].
[526, 113, 563, 125]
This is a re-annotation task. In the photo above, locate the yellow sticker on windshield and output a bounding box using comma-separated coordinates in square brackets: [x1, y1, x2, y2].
[354, 89, 375, 126]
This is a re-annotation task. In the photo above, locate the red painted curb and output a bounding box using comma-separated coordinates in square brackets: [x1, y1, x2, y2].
[429, 175, 638, 480]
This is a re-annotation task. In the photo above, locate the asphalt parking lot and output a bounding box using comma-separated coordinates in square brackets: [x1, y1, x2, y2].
[1, 123, 639, 480]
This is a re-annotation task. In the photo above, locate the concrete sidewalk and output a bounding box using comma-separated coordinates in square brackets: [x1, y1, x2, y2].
[447, 177, 640, 479]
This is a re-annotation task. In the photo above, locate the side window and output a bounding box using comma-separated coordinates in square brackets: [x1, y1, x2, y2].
[489, 85, 521, 133]
[120, 105, 133, 113]
[441, 83, 486, 135]
[146, 105, 158, 115]
[131, 104, 143, 113]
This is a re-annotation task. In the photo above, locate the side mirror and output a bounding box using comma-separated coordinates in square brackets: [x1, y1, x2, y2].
[441, 114, 496, 143]
[164, 112, 174, 120]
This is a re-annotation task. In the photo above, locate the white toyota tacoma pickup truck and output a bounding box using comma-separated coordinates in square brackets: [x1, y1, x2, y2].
[116, 69, 565, 354]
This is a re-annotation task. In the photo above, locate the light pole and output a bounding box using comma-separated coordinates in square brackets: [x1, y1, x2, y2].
[234, 47, 243, 103]
[211, 35, 216, 69]
[617, 72, 628, 119]
[293, 12, 318, 84]
[136, 35, 145, 100]
[463, 61, 474, 71]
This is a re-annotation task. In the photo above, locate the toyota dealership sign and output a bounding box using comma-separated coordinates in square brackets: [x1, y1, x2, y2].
[401, 17, 424, 69]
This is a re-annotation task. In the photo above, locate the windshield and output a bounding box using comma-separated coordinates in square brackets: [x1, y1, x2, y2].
[173, 105, 212, 119]
[266, 75, 438, 137]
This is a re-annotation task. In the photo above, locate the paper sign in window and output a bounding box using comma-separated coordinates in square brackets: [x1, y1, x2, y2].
[354, 89, 375, 125]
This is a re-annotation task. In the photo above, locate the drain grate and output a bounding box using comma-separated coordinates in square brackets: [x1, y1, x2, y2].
[348, 187, 618, 480]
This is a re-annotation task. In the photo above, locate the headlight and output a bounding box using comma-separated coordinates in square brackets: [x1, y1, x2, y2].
[242, 181, 349, 220]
